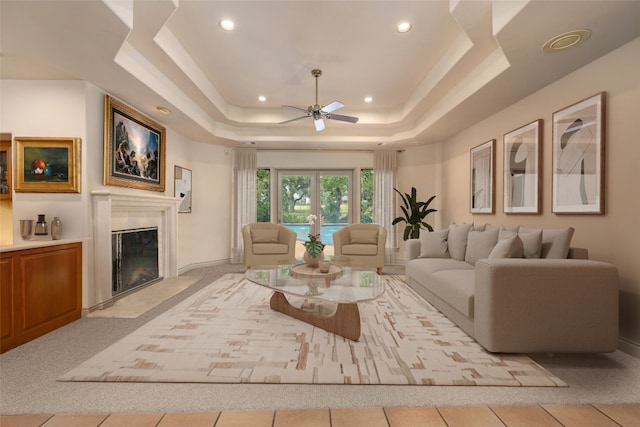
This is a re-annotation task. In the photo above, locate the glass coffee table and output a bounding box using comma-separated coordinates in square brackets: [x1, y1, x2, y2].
[244, 263, 385, 341]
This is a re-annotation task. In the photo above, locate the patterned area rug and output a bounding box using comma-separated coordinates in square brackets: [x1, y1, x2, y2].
[60, 274, 566, 386]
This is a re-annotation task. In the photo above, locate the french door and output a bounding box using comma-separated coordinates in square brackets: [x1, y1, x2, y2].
[277, 170, 352, 246]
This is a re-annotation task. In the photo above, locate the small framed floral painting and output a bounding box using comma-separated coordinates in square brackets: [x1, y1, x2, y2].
[552, 92, 605, 214]
[470, 139, 495, 214]
[104, 95, 166, 192]
[503, 119, 542, 214]
[14, 136, 81, 193]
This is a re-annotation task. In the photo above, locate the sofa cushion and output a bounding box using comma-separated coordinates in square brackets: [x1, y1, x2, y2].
[252, 243, 288, 254]
[349, 229, 378, 244]
[518, 229, 542, 258]
[341, 244, 378, 256]
[251, 229, 279, 243]
[465, 228, 499, 265]
[406, 258, 473, 279]
[541, 227, 575, 259]
[489, 234, 524, 258]
[419, 229, 449, 258]
[428, 269, 476, 317]
[448, 223, 473, 261]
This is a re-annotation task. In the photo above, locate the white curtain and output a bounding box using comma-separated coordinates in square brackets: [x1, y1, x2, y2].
[373, 150, 397, 264]
[231, 148, 257, 263]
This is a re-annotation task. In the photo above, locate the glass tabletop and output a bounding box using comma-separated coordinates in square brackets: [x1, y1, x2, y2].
[245, 263, 385, 304]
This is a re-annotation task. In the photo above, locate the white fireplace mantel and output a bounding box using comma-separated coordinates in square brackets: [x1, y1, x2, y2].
[91, 190, 182, 307]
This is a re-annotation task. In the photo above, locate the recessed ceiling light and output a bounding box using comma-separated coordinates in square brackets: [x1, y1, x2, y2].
[397, 22, 412, 33]
[219, 19, 235, 31]
[156, 106, 171, 114]
[542, 29, 591, 52]
[364, 96, 373, 103]
[258, 95, 266, 102]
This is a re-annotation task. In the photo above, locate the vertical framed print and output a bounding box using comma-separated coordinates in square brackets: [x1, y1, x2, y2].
[503, 120, 542, 214]
[470, 139, 495, 214]
[174, 165, 192, 213]
[552, 92, 605, 214]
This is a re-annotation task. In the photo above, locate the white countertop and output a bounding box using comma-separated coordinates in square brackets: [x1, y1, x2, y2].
[1, 238, 86, 253]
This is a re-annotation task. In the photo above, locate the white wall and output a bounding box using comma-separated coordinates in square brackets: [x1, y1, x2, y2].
[395, 144, 444, 256]
[0, 80, 234, 307]
[169, 139, 232, 270]
[439, 37, 640, 348]
[257, 150, 373, 169]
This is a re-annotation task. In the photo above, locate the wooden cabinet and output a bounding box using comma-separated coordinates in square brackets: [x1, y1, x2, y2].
[0, 139, 11, 199]
[0, 242, 82, 353]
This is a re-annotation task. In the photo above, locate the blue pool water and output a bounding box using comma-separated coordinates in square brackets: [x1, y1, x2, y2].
[284, 224, 345, 245]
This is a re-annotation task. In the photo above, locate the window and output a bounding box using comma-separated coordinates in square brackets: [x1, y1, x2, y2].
[256, 168, 270, 222]
[360, 168, 373, 223]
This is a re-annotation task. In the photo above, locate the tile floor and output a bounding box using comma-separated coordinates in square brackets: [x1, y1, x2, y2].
[2, 403, 639, 427]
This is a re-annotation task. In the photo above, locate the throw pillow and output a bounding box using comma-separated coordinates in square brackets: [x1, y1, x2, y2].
[448, 222, 474, 261]
[541, 227, 575, 259]
[464, 228, 499, 265]
[418, 229, 449, 258]
[518, 228, 543, 258]
[349, 229, 378, 244]
[498, 228, 518, 240]
[251, 228, 279, 243]
[489, 234, 524, 258]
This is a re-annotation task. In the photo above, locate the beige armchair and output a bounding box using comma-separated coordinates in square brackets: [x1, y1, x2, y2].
[242, 223, 297, 268]
[333, 224, 387, 274]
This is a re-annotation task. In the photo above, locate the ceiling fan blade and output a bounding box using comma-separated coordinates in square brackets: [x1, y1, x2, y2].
[314, 117, 325, 131]
[281, 105, 310, 113]
[326, 113, 359, 124]
[321, 101, 344, 114]
[279, 115, 310, 125]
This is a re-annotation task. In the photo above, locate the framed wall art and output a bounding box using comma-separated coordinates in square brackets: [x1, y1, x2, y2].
[104, 95, 166, 192]
[470, 139, 495, 214]
[174, 165, 192, 213]
[14, 136, 81, 193]
[503, 119, 542, 214]
[552, 92, 605, 214]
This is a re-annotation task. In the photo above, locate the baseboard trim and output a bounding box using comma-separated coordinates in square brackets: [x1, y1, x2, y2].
[618, 336, 640, 358]
[178, 259, 232, 275]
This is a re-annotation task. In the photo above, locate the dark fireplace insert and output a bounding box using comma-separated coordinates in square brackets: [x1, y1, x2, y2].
[112, 227, 160, 296]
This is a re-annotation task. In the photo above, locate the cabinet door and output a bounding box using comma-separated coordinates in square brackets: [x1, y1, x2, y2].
[17, 244, 82, 336]
[0, 140, 11, 200]
[0, 256, 15, 345]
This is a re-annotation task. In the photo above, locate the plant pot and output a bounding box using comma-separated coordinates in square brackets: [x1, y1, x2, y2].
[303, 250, 324, 268]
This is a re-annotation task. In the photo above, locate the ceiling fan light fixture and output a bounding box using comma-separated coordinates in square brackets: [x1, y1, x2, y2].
[542, 29, 591, 52]
[219, 19, 235, 31]
[397, 22, 412, 33]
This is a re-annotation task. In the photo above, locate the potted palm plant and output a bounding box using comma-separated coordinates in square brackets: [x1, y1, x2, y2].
[392, 187, 437, 240]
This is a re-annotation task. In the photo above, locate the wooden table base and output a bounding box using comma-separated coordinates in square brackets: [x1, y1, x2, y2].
[269, 292, 361, 341]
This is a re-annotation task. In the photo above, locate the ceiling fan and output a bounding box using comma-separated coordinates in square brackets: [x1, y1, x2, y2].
[280, 69, 359, 131]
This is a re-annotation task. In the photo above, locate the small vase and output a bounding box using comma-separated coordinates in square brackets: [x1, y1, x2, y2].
[303, 250, 324, 268]
[51, 217, 62, 240]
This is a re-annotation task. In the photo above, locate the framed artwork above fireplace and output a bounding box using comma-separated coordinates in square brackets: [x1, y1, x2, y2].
[104, 95, 166, 192]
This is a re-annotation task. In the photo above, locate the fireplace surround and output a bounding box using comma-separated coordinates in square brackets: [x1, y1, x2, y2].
[91, 190, 181, 308]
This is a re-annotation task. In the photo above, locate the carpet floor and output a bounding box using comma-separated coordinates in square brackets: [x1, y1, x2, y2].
[60, 274, 565, 387]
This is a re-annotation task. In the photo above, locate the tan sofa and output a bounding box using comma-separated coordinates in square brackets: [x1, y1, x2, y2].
[242, 223, 296, 268]
[405, 223, 619, 353]
[333, 224, 387, 274]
